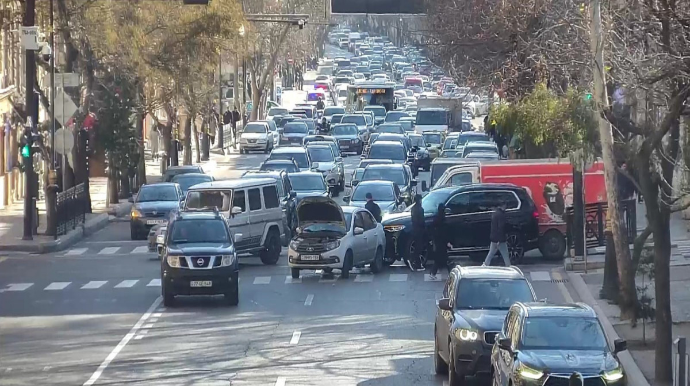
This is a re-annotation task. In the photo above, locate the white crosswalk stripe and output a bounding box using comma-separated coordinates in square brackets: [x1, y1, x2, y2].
[44, 282, 71, 291]
[389, 274, 408, 282]
[114, 280, 138, 288]
[253, 277, 271, 285]
[5, 283, 33, 291]
[285, 276, 302, 284]
[354, 274, 374, 282]
[98, 247, 120, 255]
[529, 271, 552, 281]
[65, 248, 87, 256]
[147, 279, 161, 287]
[131, 246, 150, 254]
[81, 281, 107, 289]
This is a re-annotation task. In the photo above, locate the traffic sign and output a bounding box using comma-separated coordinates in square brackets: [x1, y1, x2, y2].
[54, 73, 80, 88]
[21, 27, 39, 50]
[53, 127, 75, 154]
[54, 90, 78, 127]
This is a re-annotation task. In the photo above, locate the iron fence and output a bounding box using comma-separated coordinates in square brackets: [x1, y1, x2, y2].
[565, 199, 637, 250]
[56, 183, 88, 237]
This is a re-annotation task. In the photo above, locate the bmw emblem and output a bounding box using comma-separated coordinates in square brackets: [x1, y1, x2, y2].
[152, 211, 158, 215]
[197, 258, 205, 266]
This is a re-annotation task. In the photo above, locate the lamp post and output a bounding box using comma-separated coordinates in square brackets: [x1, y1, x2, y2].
[239, 25, 247, 127]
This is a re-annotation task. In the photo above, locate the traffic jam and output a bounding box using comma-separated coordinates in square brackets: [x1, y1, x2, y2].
[133, 26, 628, 385]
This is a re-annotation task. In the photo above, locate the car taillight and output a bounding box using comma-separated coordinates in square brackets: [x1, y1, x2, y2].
[532, 211, 539, 219]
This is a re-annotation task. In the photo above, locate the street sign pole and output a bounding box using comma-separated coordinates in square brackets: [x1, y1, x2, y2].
[22, 0, 36, 241]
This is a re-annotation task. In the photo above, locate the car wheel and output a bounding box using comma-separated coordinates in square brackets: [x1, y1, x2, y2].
[434, 330, 448, 374]
[224, 278, 239, 306]
[370, 247, 384, 274]
[448, 345, 465, 385]
[539, 230, 566, 260]
[332, 187, 339, 197]
[507, 233, 525, 264]
[341, 250, 353, 279]
[260, 230, 281, 265]
[291, 268, 300, 279]
[162, 282, 175, 307]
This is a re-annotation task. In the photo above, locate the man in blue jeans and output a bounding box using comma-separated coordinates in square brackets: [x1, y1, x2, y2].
[482, 203, 511, 267]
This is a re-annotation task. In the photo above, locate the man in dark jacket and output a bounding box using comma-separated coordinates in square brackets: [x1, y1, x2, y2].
[409, 194, 426, 271]
[231, 107, 241, 145]
[365, 193, 382, 223]
[483, 203, 511, 267]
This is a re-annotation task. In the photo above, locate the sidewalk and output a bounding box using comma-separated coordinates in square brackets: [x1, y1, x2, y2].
[0, 150, 222, 254]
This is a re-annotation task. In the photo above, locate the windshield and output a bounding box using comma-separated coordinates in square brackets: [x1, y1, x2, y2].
[335, 77, 351, 84]
[269, 152, 309, 168]
[455, 279, 534, 310]
[338, 89, 348, 98]
[459, 135, 491, 145]
[169, 219, 229, 244]
[364, 106, 386, 117]
[333, 125, 358, 136]
[423, 133, 442, 144]
[385, 112, 408, 122]
[295, 108, 313, 118]
[173, 176, 211, 193]
[324, 107, 345, 116]
[307, 147, 334, 162]
[268, 108, 288, 116]
[362, 168, 406, 186]
[521, 317, 608, 350]
[352, 184, 395, 201]
[342, 115, 366, 126]
[377, 125, 404, 135]
[331, 115, 344, 124]
[399, 121, 413, 131]
[284, 123, 308, 134]
[409, 136, 425, 147]
[243, 124, 266, 134]
[260, 162, 298, 173]
[416, 111, 447, 125]
[369, 144, 406, 161]
[317, 66, 332, 75]
[443, 137, 458, 150]
[289, 174, 326, 192]
[137, 186, 178, 202]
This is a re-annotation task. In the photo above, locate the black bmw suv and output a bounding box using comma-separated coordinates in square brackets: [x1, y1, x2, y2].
[161, 210, 239, 307]
[381, 183, 540, 265]
[491, 302, 627, 386]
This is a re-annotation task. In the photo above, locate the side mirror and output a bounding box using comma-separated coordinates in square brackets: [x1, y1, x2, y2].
[354, 226, 364, 235]
[421, 181, 428, 192]
[343, 196, 351, 203]
[290, 191, 297, 199]
[614, 339, 628, 353]
[312, 162, 320, 169]
[352, 180, 359, 187]
[498, 337, 512, 352]
[128, 197, 134, 203]
[234, 233, 243, 243]
[231, 206, 243, 215]
[336, 157, 343, 162]
[411, 180, 418, 187]
[437, 298, 452, 311]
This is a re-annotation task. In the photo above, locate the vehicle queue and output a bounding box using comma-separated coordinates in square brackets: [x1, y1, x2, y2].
[129, 25, 629, 385]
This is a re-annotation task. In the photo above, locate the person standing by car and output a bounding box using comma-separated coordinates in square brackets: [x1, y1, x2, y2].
[232, 107, 241, 146]
[409, 194, 426, 272]
[316, 96, 325, 111]
[483, 202, 511, 267]
[365, 192, 382, 223]
[429, 203, 452, 279]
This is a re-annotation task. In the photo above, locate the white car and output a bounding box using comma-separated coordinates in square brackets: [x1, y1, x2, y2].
[288, 197, 386, 279]
[353, 73, 366, 84]
[266, 107, 289, 122]
[239, 122, 274, 154]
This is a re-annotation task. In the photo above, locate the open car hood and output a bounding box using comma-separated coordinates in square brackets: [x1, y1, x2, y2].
[296, 196, 347, 234]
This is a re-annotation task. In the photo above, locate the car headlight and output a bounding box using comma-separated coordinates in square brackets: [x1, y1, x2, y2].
[167, 256, 181, 268]
[324, 240, 340, 250]
[604, 367, 624, 382]
[155, 234, 165, 244]
[518, 364, 544, 380]
[457, 328, 478, 341]
[353, 138, 360, 143]
[131, 209, 142, 219]
[257, 138, 267, 143]
[220, 254, 236, 267]
[289, 240, 300, 250]
[384, 224, 405, 232]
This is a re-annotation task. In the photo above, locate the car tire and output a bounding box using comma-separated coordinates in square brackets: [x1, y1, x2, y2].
[539, 230, 566, 260]
[332, 187, 339, 197]
[224, 278, 239, 306]
[341, 251, 353, 279]
[448, 345, 465, 385]
[260, 229, 281, 265]
[506, 233, 525, 265]
[370, 247, 384, 273]
[291, 268, 300, 279]
[162, 282, 175, 307]
[434, 330, 448, 374]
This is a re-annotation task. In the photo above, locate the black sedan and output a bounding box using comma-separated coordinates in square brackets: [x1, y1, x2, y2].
[288, 171, 330, 203]
[129, 183, 185, 240]
[407, 134, 431, 172]
[331, 123, 364, 154]
[281, 122, 310, 146]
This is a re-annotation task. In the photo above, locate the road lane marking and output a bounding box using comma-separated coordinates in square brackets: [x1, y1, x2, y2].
[290, 331, 301, 345]
[0, 257, 7, 264]
[530, 271, 552, 281]
[131, 246, 149, 254]
[82, 281, 107, 289]
[152, 312, 162, 318]
[304, 294, 314, 306]
[99, 247, 120, 255]
[275, 377, 286, 386]
[65, 248, 87, 256]
[143, 324, 154, 329]
[114, 280, 138, 288]
[285, 276, 302, 284]
[551, 271, 574, 303]
[253, 276, 271, 285]
[147, 279, 161, 287]
[4, 367, 11, 373]
[83, 296, 162, 386]
[6, 283, 33, 291]
[354, 274, 374, 282]
[43, 366, 52, 371]
[134, 330, 148, 340]
[45, 282, 71, 291]
[389, 274, 408, 282]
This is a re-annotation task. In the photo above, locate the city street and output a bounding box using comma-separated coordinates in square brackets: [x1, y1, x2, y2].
[0, 136, 578, 386]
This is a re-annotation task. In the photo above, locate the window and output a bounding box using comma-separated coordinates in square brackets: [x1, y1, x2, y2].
[446, 192, 470, 214]
[170, 219, 229, 244]
[354, 212, 365, 229]
[233, 190, 246, 212]
[487, 191, 520, 210]
[248, 188, 262, 211]
[263, 186, 279, 209]
[275, 180, 285, 197]
[455, 279, 535, 310]
[360, 211, 376, 230]
[449, 172, 473, 186]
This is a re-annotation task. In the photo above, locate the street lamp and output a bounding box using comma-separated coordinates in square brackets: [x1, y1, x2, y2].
[239, 25, 247, 127]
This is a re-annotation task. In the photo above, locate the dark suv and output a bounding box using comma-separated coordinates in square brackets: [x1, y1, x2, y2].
[240, 170, 298, 239]
[160, 210, 239, 307]
[435, 266, 537, 385]
[381, 183, 540, 266]
[491, 302, 627, 386]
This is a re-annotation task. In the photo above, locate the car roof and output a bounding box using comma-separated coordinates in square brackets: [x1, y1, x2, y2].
[306, 144, 331, 150]
[142, 182, 178, 189]
[171, 173, 209, 179]
[187, 178, 276, 190]
[355, 179, 395, 187]
[166, 165, 201, 171]
[289, 171, 323, 177]
[175, 211, 224, 221]
[454, 265, 526, 280]
[432, 158, 477, 165]
[517, 302, 596, 318]
[264, 159, 297, 164]
[242, 171, 285, 179]
[460, 132, 488, 137]
[364, 164, 404, 171]
[371, 140, 404, 147]
[308, 141, 337, 148]
[419, 107, 447, 111]
[378, 133, 407, 139]
[272, 147, 307, 154]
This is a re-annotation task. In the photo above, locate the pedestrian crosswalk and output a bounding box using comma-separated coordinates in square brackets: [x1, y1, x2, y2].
[0, 270, 561, 294]
[62, 245, 154, 256]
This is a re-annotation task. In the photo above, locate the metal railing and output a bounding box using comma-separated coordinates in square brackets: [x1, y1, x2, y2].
[56, 183, 88, 237]
[565, 199, 637, 250]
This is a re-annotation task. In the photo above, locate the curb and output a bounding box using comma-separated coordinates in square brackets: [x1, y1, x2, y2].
[566, 271, 651, 386]
[564, 257, 605, 271]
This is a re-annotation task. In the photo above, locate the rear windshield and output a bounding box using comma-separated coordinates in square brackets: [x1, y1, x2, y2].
[333, 125, 358, 136]
[385, 112, 408, 122]
[185, 190, 232, 211]
[269, 152, 309, 169]
[324, 107, 345, 116]
[416, 110, 448, 125]
[369, 144, 406, 161]
[363, 167, 407, 186]
[268, 108, 288, 116]
[284, 123, 308, 134]
[364, 106, 387, 117]
[342, 115, 366, 126]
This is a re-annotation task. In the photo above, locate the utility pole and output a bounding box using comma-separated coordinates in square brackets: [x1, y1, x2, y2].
[216, 51, 224, 153]
[22, 0, 36, 240]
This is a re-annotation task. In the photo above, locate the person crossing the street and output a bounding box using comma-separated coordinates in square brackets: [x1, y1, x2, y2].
[409, 194, 426, 272]
[429, 203, 453, 279]
[316, 97, 325, 111]
[365, 192, 382, 223]
[482, 202, 512, 267]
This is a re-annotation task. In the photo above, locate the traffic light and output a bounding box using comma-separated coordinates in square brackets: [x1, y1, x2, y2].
[585, 93, 593, 100]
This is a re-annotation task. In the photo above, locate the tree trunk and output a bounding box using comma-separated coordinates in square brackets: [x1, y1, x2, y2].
[251, 83, 261, 121]
[234, 55, 240, 111]
[136, 112, 146, 188]
[161, 122, 172, 171]
[183, 116, 192, 165]
[193, 118, 201, 164]
[107, 154, 119, 205]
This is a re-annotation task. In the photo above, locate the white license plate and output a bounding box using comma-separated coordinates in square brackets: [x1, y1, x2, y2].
[190, 281, 212, 287]
[147, 220, 166, 225]
[301, 254, 321, 261]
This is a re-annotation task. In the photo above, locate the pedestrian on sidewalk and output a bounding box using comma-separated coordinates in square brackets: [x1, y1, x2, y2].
[409, 194, 426, 272]
[149, 125, 160, 161]
[365, 192, 382, 223]
[430, 203, 452, 279]
[483, 202, 511, 267]
[232, 107, 240, 146]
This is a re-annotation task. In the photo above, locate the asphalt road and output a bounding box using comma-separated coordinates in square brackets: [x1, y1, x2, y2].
[0, 131, 578, 385]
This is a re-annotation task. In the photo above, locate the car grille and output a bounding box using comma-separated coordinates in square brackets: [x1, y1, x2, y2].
[248, 139, 256, 143]
[190, 256, 211, 268]
[484, 331, 498, 345]
[143, 210, 168, 217]
[544, 375, 605, 386]
[295, 244, 327, 253]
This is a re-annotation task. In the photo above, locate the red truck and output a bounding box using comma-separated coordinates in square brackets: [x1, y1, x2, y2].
[430, 159, 606, 259]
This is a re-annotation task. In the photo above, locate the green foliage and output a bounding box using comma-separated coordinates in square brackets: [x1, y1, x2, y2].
[95, 72, 137, 174]
[491, 83, 599, 158]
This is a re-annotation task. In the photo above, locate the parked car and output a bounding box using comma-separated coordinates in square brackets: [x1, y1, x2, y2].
[267, 147, 311, 172]
[163, 165, 204, 182]
[240, 170, 298, 238]
[129, 183, 184, 240]
[239, 121, 274, 154]
[171, 173, 214, 195]
[343, 180, 407, 215]
[288, 171, 330, 203]
[288, 197, 386, 279]
[331, 123, 364, 155]
[259, 159, 300, 173]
